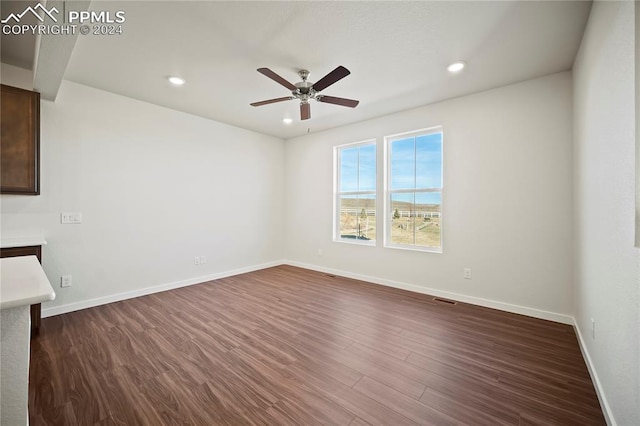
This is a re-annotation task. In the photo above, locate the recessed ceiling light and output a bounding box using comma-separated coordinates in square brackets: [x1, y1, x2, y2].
[282, 118, 293, 124]
[447, 61, 466, 73]
[168, 76, 185, 86]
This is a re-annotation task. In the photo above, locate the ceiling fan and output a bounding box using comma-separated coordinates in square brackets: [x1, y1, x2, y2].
[250, 66, 359, 121]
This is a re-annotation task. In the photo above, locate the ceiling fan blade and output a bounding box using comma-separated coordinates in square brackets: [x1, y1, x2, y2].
[312, 66, 350, 92]
[250, 96, 294, 107]
[257, 68, 297, 91]
[317, 95, 359, 108]
[301, 102, 310, 120]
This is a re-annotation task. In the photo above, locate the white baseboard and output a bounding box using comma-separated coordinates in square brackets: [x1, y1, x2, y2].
[573, 319, 616, 426]
[43, 259, 574, 324]
[41, 260, 284, 318]
[283, 260, 574, 325]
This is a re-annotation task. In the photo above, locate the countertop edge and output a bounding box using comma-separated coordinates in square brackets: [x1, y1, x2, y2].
[0, 256, 56, 311]
[0, 291, 55, 310]
[1, 239, 48, 249]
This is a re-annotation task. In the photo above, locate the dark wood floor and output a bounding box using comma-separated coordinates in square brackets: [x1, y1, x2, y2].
[29, 265, 605, 425]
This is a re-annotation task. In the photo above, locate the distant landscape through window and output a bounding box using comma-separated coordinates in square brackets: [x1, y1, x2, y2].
[336, 141, 376, 243]
[387, 129, 443, 250]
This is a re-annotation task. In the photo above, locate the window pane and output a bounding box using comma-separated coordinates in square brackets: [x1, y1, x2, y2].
[340, 147, 358, 192]
[390, 192, 441, 248]
[359, 194, 376, 241]
[339, 195, 357, 239]
[390, 137, 415, 190]
[336, 142, 376, 244]
[386, 129, 442, 250]
[390, 192, 415, 245]
[414, 192, 441, 248]
[416, 133, 442, 188]
[358, 144, 376, 191]
[339, 195, 375, 241]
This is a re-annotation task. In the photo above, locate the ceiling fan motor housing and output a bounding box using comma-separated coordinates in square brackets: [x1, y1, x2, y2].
[294, 70, 315, 101]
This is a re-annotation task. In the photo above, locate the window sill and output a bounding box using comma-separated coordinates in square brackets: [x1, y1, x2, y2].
[333, 238, 376, 247]
[384, 243, 442, 253]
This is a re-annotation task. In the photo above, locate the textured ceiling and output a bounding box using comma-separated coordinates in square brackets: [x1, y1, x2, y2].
[59, 1, 592, 139]
[0, 1, 38, 69]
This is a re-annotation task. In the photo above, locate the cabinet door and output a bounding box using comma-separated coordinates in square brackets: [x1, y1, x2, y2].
[1, 84, 40, 195]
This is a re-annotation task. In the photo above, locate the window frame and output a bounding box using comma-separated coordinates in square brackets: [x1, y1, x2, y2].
[333, 139, 377, 246]
[384, 127, 443, 253]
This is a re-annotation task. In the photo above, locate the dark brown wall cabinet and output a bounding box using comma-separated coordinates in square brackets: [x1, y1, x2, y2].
[1, 84, 40, 195]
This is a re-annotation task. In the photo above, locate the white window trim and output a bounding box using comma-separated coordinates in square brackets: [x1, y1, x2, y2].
[384, 126, 443, 253]
[333, 139, 377, 245]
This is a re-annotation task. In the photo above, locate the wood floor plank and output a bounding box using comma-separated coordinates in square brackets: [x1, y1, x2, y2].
[419, 387, 516, 426]
[350, 417, 373, 426]
[351, 342, 501, 388]
[29, 265, 605, 425]
[286, 364, 420, 426]
[267, 389, 356, 425]
[292, 331, 427, 399]
[226, 337, 359, 425]
[352, 376, 459, 426]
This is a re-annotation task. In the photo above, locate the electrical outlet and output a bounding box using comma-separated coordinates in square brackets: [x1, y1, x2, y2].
[194, 256, 200, 265]
[200, 256, 207, 264]
[317, 248, 324, 257]
[591, 318, 596, 339]
[463, 268, 472, 279]
[61, 275, 72, 288]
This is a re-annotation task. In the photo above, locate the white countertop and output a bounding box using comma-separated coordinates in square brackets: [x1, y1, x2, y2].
[0, 256, 55, 310]
[1, 237, 47, 249]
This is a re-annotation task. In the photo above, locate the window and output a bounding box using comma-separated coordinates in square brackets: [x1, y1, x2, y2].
[334, 141, 376, 244]
[386, 128, 443, 251]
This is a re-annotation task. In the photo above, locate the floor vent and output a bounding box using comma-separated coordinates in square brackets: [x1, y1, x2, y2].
[433, 297, 457, 305]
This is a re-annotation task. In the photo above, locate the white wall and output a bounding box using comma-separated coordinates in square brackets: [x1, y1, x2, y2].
[573, 2, 640, 425]
[1, 78, 285, 314]
[284, 72, 574, 321]
[636, 1, 640, 249]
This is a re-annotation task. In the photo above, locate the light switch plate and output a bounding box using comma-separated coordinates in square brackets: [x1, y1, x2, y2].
[61, 212, 82, 224]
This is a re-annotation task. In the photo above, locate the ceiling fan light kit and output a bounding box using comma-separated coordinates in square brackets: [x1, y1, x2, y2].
[251, 66, 360, 121]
